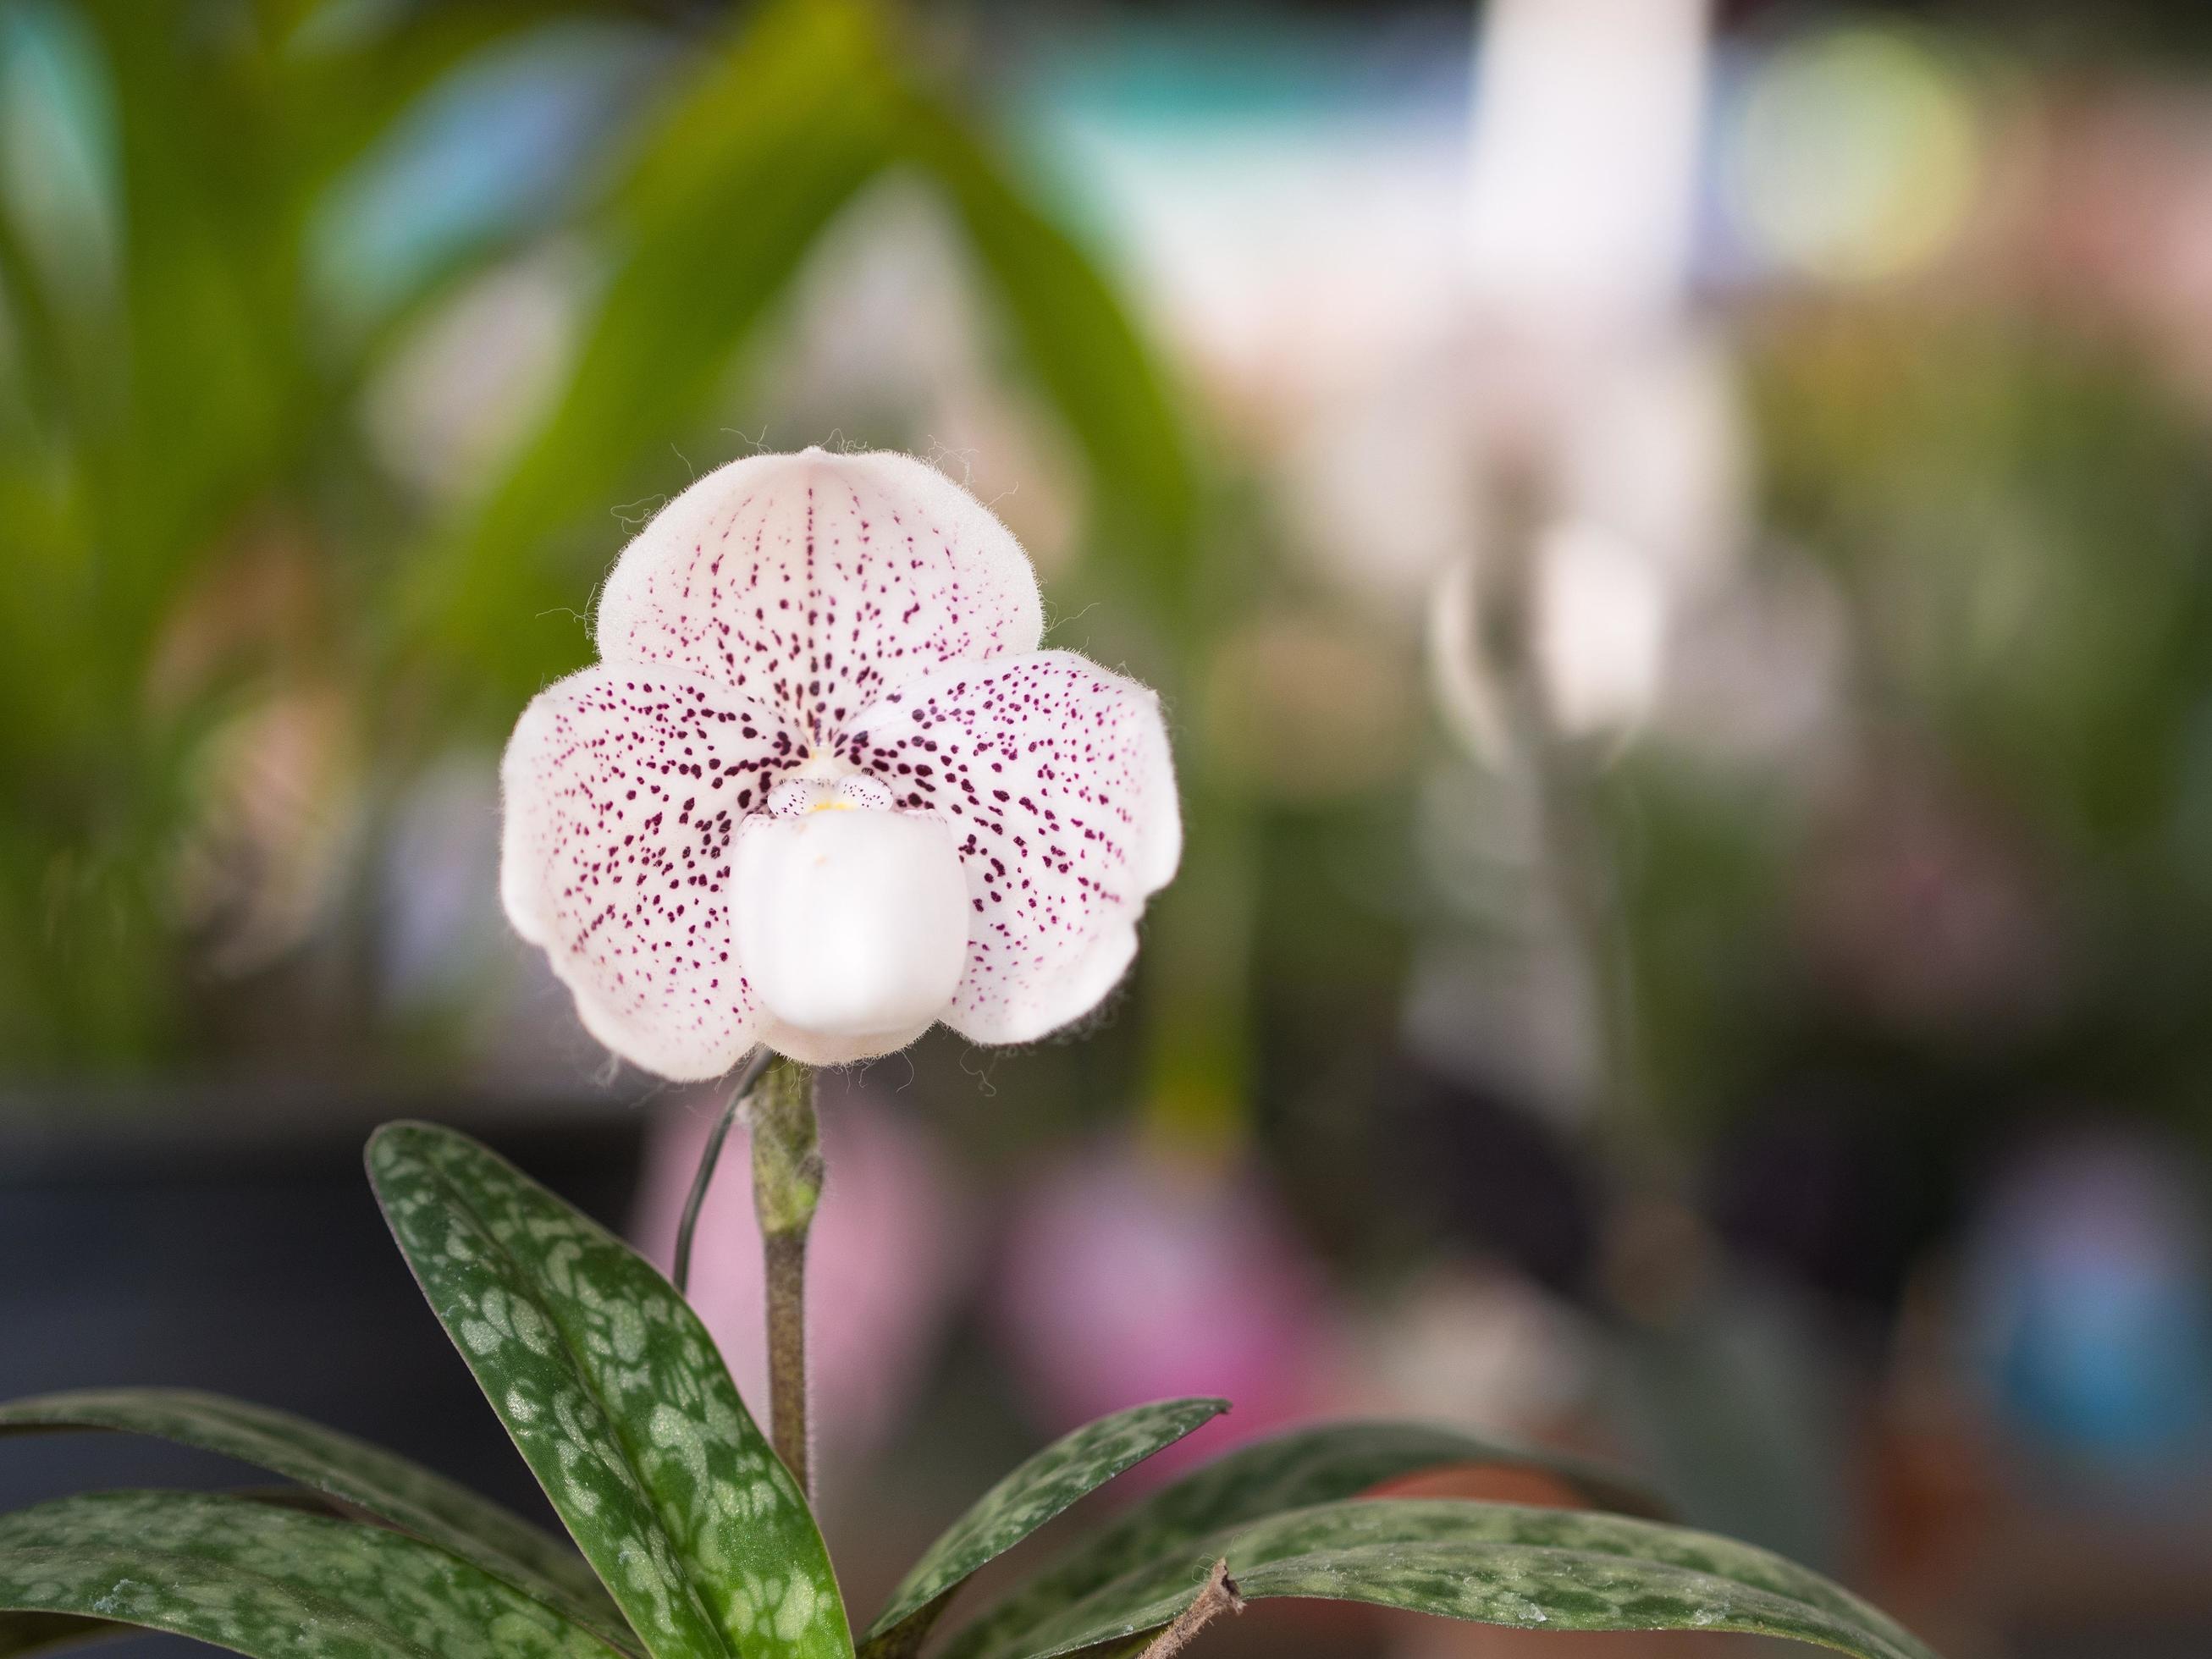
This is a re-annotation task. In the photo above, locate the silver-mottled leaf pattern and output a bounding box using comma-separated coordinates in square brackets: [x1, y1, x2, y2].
[0, 1491, 625, 1659]
[0, 1386, 630, 1651]
[1006, 1499, 1941, 1659]
[936, 1419, 1664, 1659]
[367, 1121, 851, 1659]
[863, 1398, 1227, 1653]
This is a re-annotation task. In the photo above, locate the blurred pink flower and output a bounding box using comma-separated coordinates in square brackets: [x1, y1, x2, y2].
[994, 1139, 1341, 1469]
[1796, 757, 2069, 1039]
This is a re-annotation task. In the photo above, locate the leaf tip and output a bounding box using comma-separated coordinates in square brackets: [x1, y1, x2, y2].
[364, 1118, 448, 1172]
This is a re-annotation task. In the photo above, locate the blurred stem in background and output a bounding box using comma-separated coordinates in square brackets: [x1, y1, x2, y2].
[1434, 458, 1665, 1190]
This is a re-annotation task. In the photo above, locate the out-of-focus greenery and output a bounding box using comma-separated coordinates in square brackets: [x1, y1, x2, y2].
[12, 0, 2212, 1205]
[1616, 309, 2212, 1146]
[0, 0, 1197, 1074]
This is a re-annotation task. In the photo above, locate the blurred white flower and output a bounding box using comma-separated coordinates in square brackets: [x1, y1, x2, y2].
[1530, 521, 1671, 739]
[1302, 324, 1746, 763]
[1465, 0, 1711, 328]
[1429, 516, 1676, 763]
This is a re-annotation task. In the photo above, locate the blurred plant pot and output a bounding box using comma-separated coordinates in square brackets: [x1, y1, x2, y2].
[0, 1086, 645, 1533]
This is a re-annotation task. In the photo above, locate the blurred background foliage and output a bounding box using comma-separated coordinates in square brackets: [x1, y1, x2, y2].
[8, 3, 2212, 1652]
[0, 0, 1200, 1073]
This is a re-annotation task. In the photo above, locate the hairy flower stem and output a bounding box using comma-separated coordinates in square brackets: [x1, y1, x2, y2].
[1139, 1560, 1242, 1659]
[749, 1058, 822, 1495]
[672, 1047, 773, 1298]
[1478, 461, 1656, 1174]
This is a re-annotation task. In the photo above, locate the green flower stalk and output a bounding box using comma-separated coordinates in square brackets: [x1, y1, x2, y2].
[749, 1059, 823, 1495]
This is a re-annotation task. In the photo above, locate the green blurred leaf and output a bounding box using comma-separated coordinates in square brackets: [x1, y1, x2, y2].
[2, 0, 1205, 1067]
[0, 1489, 626, 1659]
[937, 1419, 1665, 1659]
[900, 98, 1196, 612]
[275, 2, 641, 199]
[1000, 1499, 1940, 1659]
[0, 1386, 631, 1651]
[861, 1398, 1228, 1659]
[367, 1121, 850, 1659]
[428, 0, 901, 703]
[422, 0, 1203, 708]
[0, 204, 69, 438]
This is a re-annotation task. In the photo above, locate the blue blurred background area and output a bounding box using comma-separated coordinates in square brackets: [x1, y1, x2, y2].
[5, 2, 2212, 1655]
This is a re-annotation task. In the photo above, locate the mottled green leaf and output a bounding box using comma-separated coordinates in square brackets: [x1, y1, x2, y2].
[998, 1500, 1939, 1659]
[0, 1492, 380, 1656]
[0, 1386, 631, 1651]
[861, 1398, 1228, 1657]
[938, 1419, 1664, 1659]
[367, 1121, 850, 1659]
[0, 1490, 626, 1659]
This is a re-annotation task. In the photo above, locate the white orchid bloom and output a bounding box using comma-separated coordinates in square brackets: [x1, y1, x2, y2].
[499, 448, 1181, 1077]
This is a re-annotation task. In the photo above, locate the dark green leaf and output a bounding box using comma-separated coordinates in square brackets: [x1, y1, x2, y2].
[0, 1490, 626, 1659]
[0, 1492, 407, 1656]
[1002, 1499, 1940, 1659]
[367, 1120, 850, 1659]
[861, 1398, 1228, 1657]
[937, 1419, 1665, 1659]
[0, 1386, 630, 1651]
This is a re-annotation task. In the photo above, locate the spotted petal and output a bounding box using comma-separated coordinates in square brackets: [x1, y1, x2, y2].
[500, 663, 804, 1080]
[595, 449, 1045, 748]
[840, 651, 1180, 1044]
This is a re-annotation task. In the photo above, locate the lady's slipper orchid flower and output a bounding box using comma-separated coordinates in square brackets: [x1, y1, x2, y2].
[499, 448, 1180, 1076]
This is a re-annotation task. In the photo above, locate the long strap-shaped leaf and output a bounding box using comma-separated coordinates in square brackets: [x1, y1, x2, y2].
[1000, 1499, 1941, 1659]
[437, 0, 900, 702]
[0, 1386, 632, 1651]
[936, 1419, 1664, 1659]
[861, 1398, 1228, 1659]
[0, 1492, 372, 1656]
[0, 1490, 630, 1659]
[899, 97, 1197, 611]
[367, 1121, 851, 1659]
